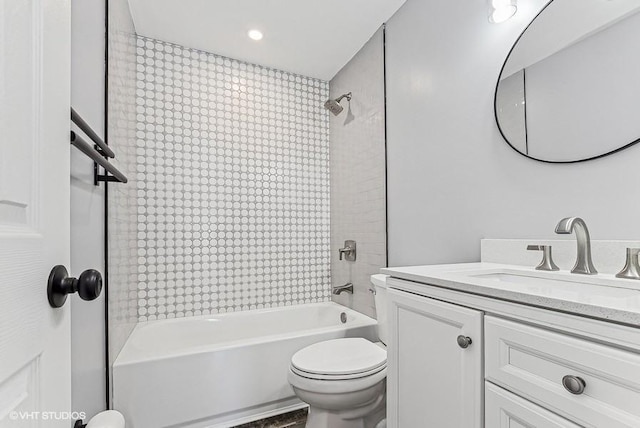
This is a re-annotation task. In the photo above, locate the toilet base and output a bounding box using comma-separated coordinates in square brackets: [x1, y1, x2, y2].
[304, 386, 386, 428]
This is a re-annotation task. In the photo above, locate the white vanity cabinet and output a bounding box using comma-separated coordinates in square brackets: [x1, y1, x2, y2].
[386, 277, 640, 428]
[485, 383, 581, 428]
[387, 288, 483, 428]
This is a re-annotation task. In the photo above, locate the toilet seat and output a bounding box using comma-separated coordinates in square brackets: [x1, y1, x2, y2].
[288, 364, 387, 395]
[291, 338, 387, 380]
[291, 363, 386, 380]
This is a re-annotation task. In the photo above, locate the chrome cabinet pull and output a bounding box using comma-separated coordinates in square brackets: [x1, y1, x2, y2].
[457, 335, 472, 349]
[562, 375, 586, 395]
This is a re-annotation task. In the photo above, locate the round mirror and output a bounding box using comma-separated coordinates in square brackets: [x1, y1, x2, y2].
[495, 0, 640, 163]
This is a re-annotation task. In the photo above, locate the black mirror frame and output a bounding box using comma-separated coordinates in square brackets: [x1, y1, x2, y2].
[494, 0, 640, 163]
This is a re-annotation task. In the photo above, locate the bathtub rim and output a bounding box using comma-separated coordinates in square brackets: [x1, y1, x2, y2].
[114, 301, 378, 366]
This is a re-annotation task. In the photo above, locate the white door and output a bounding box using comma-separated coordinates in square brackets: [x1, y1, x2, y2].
[387, 288, 484, 428]
[0, 0, 71, 426]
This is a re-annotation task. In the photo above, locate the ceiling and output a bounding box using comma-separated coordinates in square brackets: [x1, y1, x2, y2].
[127, 0, 406, 81]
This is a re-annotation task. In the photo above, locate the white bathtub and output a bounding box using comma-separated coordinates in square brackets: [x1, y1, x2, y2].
[113, 302, 378, 428]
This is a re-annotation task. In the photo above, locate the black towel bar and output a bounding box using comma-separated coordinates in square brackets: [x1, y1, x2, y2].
[71, 108, 115, 158]
[70, 107, 127, 185]
[70, 131, 128, 184]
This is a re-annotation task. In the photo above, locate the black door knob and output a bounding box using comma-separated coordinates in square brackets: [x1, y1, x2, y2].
[47, 265, 103, 308]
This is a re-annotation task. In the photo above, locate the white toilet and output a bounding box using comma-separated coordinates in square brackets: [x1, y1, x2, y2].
[83, 410, 125, 428]
[288, 274, 389, 428]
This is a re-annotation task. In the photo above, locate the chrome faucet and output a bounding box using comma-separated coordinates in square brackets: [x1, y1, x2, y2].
[555, 217, 598, 275]
[332, 283, 354, 295]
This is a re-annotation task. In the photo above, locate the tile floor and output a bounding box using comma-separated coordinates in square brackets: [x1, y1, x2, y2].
[234, 408, 308, 428]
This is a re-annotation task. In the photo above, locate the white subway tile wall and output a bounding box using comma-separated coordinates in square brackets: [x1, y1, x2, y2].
[133, 36, 331, 320]
[107, 0, 140, 364]
[330, 28, 387, 318]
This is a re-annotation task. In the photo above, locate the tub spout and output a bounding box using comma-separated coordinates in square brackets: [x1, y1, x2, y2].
[332, 283, 354, 295]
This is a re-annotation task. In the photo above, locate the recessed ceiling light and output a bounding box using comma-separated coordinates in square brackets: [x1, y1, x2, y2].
[248, 29, 263, 41]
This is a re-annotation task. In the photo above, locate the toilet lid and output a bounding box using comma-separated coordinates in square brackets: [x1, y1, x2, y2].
[291, 338, 387, 377]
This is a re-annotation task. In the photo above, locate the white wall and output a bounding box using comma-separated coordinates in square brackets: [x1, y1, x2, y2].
[330, 28, 387, 318]
[385, 0, 640, 267]
[70, 0, 106, 419]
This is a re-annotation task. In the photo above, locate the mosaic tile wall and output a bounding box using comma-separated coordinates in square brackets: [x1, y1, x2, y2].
[134, 36, 331, 321]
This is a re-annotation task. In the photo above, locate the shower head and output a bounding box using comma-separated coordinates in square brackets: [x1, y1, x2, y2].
[324, 92, 352, 116]
[324, 99, 344, 116]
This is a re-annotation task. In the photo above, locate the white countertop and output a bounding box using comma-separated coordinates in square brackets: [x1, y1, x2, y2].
[381, 263, 640, 327]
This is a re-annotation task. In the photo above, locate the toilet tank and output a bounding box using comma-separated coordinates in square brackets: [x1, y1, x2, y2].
[370, 274, 389, 345]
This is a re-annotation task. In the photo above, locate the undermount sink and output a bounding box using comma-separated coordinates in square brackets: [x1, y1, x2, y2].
[457, 268, 640, 302]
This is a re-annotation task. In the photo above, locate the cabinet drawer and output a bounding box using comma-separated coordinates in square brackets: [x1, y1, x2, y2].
[486, 382, 580, 428]
[485, 316, 640, 428]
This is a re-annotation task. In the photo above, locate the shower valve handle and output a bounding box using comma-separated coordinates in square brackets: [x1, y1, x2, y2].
[339, 247, 352, 260]
[338, 240, 356, 261]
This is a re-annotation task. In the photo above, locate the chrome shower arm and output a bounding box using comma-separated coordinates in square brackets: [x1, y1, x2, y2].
[335, 92, 352, 103]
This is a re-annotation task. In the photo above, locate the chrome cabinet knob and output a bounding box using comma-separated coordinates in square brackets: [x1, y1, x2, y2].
[457, 335, 472, 349]
[562, 375, 586, 395]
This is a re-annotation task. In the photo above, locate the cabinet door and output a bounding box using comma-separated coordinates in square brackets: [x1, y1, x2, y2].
[486, 383, 581, 428]
[387, 288, 483, 428]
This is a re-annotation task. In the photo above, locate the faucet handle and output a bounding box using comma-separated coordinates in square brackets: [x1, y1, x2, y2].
[527, 245, 560, 271]
[616, 248, 640, 280]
